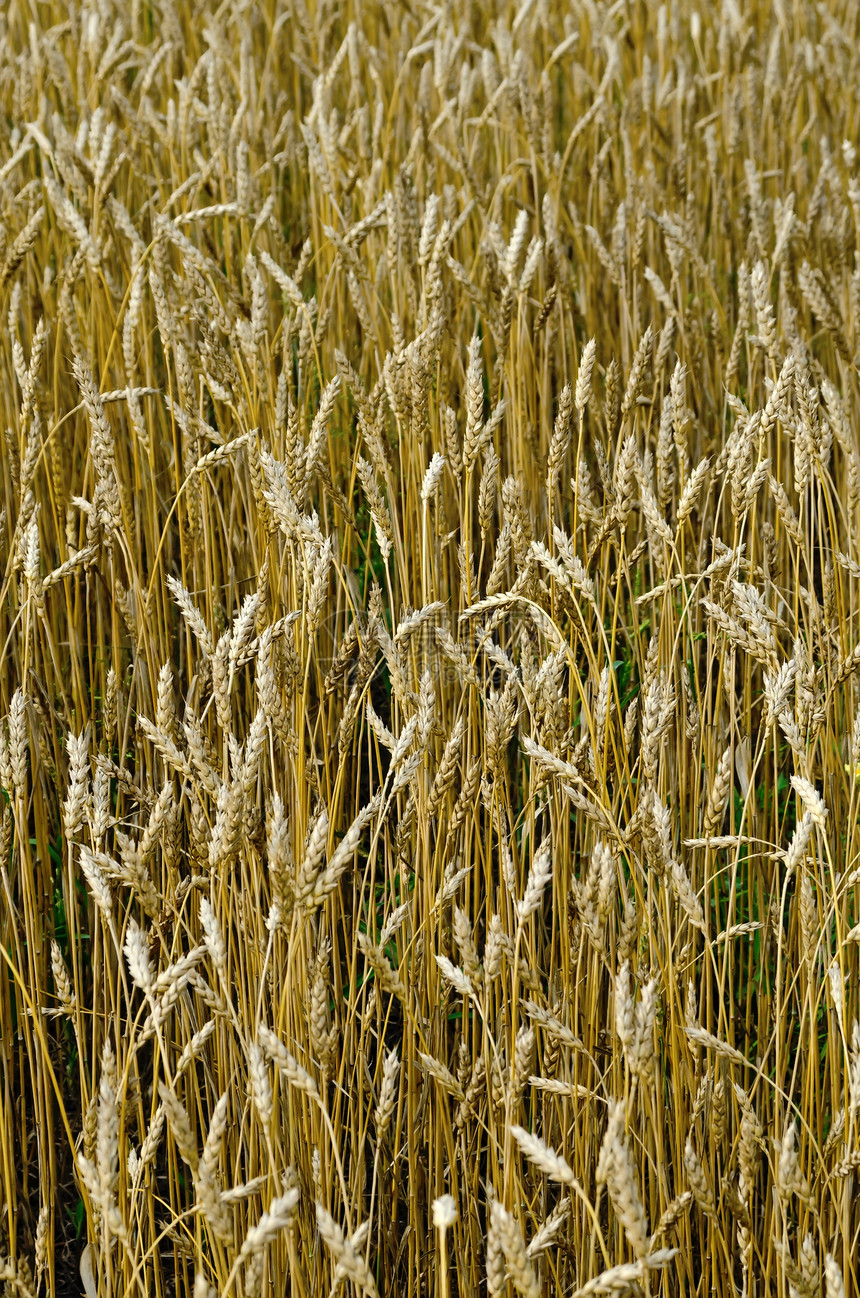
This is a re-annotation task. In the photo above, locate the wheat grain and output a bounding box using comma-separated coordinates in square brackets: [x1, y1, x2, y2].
[2, 6, 860, 1295]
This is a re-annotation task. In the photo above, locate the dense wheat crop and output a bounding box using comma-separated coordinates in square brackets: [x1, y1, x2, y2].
[3, 0, 860, 1294]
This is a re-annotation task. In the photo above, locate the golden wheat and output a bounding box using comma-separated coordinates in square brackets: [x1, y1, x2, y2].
[0, 1, 860, 1295]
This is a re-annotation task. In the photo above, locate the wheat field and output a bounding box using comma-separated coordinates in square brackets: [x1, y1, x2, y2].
[1, 0, 859, 1294]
